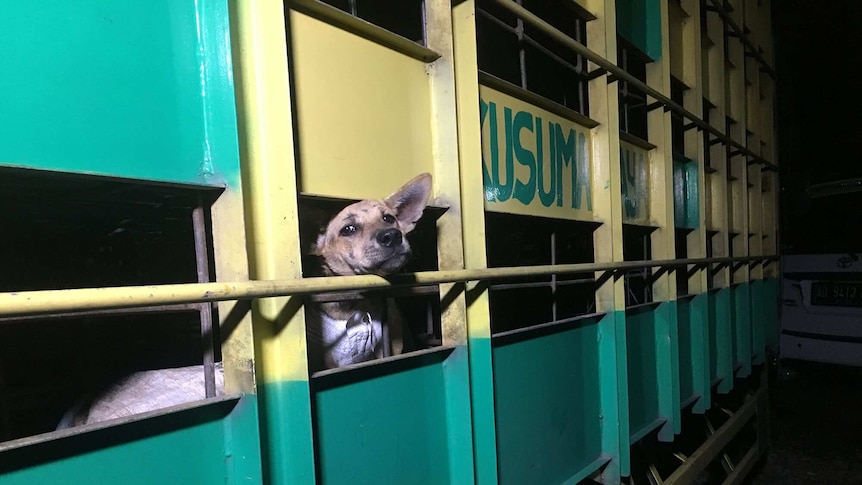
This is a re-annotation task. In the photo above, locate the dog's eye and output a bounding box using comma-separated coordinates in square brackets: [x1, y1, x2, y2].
[382, 214, 396, 224]
[339, 224, 357, 236]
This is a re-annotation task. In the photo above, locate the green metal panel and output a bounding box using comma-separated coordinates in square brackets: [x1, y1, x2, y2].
[260, 380, 316, 485]
[732, 283, 752, 377]
[615, 0, 663, 60]
[655, 301, 679, 440]
[492, 319, 604, 485]
[313, 349, 466, 485]
[441, 347, 478, 485]
[750, 279, 766, 364]
[626, 307, 662, 441]
[468, 337, 500, 485]
[0, 396, 262, 485]
[689, 294, 711, 414]
[0, 0, 240, 187]
[764, 278, 780, 348]
[673, 159, 700, 229]
[600, 311, 630, 481]
[677, 299, 695, 404]
[714, 288, 734, 394]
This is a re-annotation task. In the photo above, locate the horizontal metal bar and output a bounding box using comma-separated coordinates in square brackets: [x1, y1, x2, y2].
[722, 443, 760, 485]
[0, 395, 241, 454]
[703, 0, 775, 79]
[306, 285, 440, 303]
[0, 303, 203, 325]
[288, 0, 440, 63]
[489, 278, 596, 291]
[0, 256, 777, 318]
[663, 390, 761, 485]
[489, 0, 775, 169]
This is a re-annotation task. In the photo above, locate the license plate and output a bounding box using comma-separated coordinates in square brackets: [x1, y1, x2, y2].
[811, 281, 862, 307]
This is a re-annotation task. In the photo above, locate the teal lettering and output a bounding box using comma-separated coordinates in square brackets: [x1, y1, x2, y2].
[479, 99, 494, 201]
[512, 111, 536, 205]
[537, 119, 555, 207]
[554, 124, 577, 208]
[491, 107, 515, 202]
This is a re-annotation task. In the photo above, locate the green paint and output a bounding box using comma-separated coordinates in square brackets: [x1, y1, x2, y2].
[313, 353, 462, 485]
[599, 312, 630, 481]
[677, 299, 696, 405]
[764, 278, 780, 348]
[1, 396, 261, 485]
[732, 284, 752, 377]
[750, 280, 766, 364]
[260, 381, 316, 485]
[625, 308, 667, 441]
[714, 289, 734, 394]
[467, 337, 500, 485]
[673, 159, 700, 229]
[492, 320, 604, 485]
[615, 0, 663, 60]
[620, 143, 649, 222]
[654, 302, 678, 440]
[689, 294, 711, 414]
[0, 0, 241, 187]
[441, 347, 477, 485]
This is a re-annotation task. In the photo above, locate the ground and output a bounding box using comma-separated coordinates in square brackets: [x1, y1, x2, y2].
[746, 360, 862, 485]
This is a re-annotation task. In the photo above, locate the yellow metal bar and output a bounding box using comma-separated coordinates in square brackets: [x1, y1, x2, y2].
[0, 257, 776, 318]
[229, 0, 315, 483]
[425, 0, 468, 346]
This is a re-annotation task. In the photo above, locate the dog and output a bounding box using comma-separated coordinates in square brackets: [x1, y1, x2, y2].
[56, 173, 433, 429]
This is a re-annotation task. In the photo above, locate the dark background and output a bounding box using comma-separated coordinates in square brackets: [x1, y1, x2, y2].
[775, 1, 862, 255]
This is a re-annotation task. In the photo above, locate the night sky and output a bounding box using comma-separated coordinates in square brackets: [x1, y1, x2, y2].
[774, 1, 862, 253]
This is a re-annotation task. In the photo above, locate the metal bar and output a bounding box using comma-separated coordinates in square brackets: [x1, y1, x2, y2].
[192, 204, 216, 399]
[305, 285, 440, 303]
[0, 303, 202, 324]
[702, 0, 775, 78]
[663, 390, 761, 485]
[287, 0, 441, 63]
[488, 0, 775, 169]
[0, 256, 778, 318]
[721, 444, 760, 485]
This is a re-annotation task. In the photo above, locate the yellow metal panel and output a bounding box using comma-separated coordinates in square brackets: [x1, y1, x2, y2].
[231, 0, 308, 383]
[290, 11, 434, 199]
[211, 190, 256, 394]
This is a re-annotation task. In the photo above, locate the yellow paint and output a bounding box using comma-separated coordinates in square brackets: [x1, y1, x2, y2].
[231, 0, 308, 383]
[620, 140, 651, 225]
[210, 189, 256, 394]
[290, 10, 434, 199]
[452, 0, 492, 340]
[479, 84, 594, 222]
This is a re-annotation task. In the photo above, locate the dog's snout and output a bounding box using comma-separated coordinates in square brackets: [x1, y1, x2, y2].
[376, 228, 403, 248]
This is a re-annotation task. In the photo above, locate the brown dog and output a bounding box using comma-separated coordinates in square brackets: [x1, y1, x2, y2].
[305, 172, 433, 370]
[57, 173, 433, 428]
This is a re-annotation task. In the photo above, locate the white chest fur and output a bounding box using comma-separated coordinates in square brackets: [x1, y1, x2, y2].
[306, 303, 386, 370]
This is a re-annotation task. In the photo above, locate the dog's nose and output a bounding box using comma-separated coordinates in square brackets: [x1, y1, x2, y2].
[376, 228, 403, 248]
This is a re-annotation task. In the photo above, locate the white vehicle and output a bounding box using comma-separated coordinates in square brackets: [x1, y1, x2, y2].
[781, 179, 862, 366]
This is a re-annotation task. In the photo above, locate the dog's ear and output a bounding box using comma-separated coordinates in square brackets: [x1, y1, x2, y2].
[385, 173, 432, 233]
[299, 205, 333, 256]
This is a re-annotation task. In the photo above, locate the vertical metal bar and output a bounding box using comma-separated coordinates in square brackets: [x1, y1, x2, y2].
[550, 232, 557, 322]
[192, 202, 216, 398]
[348, 0, 357, 16]
[516, 0, 527, 89]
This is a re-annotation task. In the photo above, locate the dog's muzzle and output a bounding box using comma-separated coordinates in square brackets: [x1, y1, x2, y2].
[376, 228, 403, 248]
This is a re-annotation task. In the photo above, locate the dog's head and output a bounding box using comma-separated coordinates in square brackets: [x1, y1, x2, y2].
[311, 173, 432, 276]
